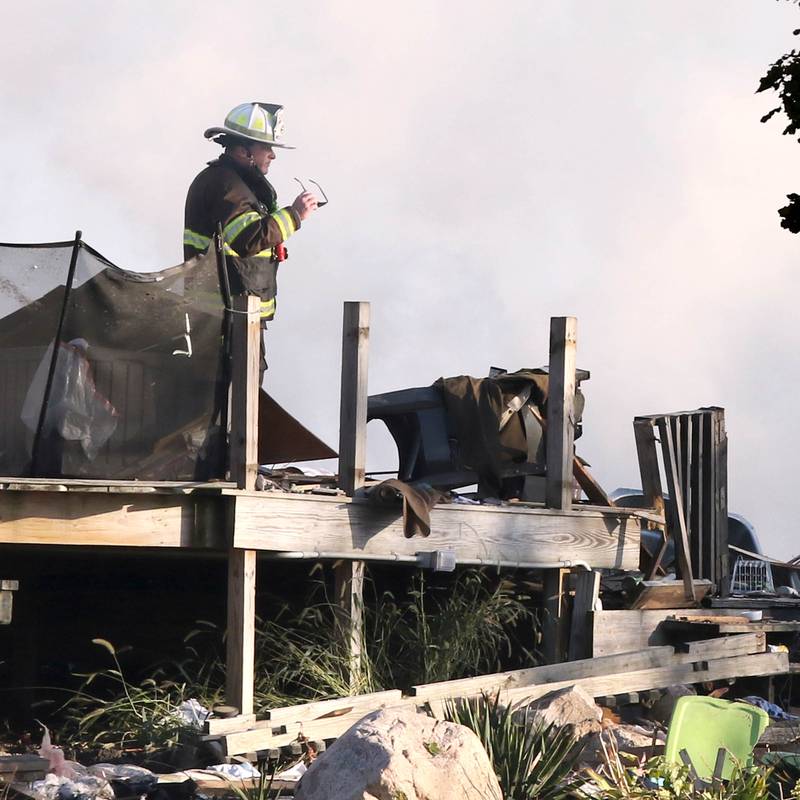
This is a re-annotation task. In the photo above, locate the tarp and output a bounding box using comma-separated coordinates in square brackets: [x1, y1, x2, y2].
[0, 240, 228, 480]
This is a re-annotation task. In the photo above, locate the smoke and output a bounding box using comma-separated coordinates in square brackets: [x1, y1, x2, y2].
[1, 0, 799, 555]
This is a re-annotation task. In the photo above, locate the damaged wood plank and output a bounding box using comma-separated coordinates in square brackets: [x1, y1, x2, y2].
[411, 646, 677, 702]
[203, 714, 258, 735]
[220, 699, 411, 755]
[231, 493, 641, 570]
[413, 634, 766, 703]
[628, 579, 712, 610]
[265, 690, 403, 725]
[501, 652, 789, 707]
[673, 632, 766, 661]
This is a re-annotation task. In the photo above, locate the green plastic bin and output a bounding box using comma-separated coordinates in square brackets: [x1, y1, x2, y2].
[665, 696, 770, 781]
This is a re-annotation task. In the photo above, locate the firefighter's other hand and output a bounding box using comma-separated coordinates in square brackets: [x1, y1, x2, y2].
[292, 192, 318, 221]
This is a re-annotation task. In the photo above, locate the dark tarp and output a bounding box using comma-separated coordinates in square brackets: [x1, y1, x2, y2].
[0, 239, 336, 480]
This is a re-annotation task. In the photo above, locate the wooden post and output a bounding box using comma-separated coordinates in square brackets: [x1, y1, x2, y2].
[226, 294, 260, 713]
[545, 316, 577, 510]
[229, 295, 260, 491]
[226, 548, 256, 715]
[336, 302, 370, 689]
[543, 317, 576, 663]
[568, 569, 601, 660]
[542, 568, 570, 664]
[338, 302, 370, 496]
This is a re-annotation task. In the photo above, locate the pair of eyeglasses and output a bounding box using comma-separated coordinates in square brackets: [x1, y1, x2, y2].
[294, 177, 329, 207]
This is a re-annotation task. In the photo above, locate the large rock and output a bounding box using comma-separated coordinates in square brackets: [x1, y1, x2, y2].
[648, 685, 697, 725]
[294, 707, 502, 800]
[582, 724, 664, 764]
[517, 685, 603, 740]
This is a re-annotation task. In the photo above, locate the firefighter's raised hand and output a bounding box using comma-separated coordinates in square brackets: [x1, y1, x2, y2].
[292, 192, 318, 221]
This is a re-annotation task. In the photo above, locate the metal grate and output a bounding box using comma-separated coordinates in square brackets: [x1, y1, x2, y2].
[731, 557, 775, 595]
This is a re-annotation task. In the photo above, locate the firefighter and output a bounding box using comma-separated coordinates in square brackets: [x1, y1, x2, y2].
[183, 101, 317, 324]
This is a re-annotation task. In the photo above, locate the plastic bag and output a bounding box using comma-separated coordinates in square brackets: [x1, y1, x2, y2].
[21, 339, 118, 461]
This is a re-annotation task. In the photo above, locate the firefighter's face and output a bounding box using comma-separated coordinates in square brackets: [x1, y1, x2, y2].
[248, 143, 276, 174]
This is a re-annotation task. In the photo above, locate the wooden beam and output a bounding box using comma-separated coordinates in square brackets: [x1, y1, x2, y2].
[412, 645, 676, 702]
[230, 295, 261, 492]
[412, 633, 766, 703]
[502, 652, 788, 707]
[545, 316, 577, 510]
[0, 491, 226, 548]
[590, 608, 749, 657]
[232, 492, 641, 570]
[336, 302, 370, 689]
[265, 689, 403, 724]
[568, 569, 600, 660]
[226, 548, 256, 715]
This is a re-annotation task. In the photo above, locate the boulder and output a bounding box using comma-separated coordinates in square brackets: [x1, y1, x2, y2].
[294, 707, 502, 800]
[648, 685, 697, 725]
[583, 724, 664, 764]
[517, 685, 603, 740]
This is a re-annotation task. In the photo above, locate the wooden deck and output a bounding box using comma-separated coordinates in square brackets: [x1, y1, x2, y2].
[0, 305, 658, 716]
[0, 481, 642, 570]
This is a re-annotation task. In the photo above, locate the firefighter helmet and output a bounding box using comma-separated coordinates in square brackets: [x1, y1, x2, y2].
[204, 102, 295, 149]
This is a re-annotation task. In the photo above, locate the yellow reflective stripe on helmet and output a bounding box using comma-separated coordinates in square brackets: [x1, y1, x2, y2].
[260, 297, 276, 318]
[223, 242, 239, 256]
[184, 229, 212, 251]
[222, 211, 262, 243]
[252, 247, 273, 258]
[271, 208, 296, 241]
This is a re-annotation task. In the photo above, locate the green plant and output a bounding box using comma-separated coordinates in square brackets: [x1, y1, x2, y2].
[59, 639, 197, 753]
[367, 570, 537, 691]
[180, 567, 536, 712]
[444, 693, 582, 800]
[581, 732, 775, 800]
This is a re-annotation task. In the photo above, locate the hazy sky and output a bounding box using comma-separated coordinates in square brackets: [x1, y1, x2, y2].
[2, 1, 799, 557]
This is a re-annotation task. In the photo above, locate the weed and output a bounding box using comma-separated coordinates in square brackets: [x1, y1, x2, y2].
[59, 639, 196, 754]
[180, 567, 536, 712]
[581, 732, 778, 800]
[444, 693, 582, 800]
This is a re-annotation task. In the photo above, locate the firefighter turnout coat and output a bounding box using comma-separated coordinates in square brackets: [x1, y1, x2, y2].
[183, 154, 301, 320]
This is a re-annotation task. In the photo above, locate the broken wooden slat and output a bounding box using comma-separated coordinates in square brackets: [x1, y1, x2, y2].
[657, 418, 695, 602]
[265, 689, 403, 724]
[412, 646, 677, 702]
[672, 632, 766, 661]
[202, 713, 259, 735]
[501, 652, 789, 707]
[628, 579, 712, 610]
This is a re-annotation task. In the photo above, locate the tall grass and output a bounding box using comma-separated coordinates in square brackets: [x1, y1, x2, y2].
[178, 567, 537, 712]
